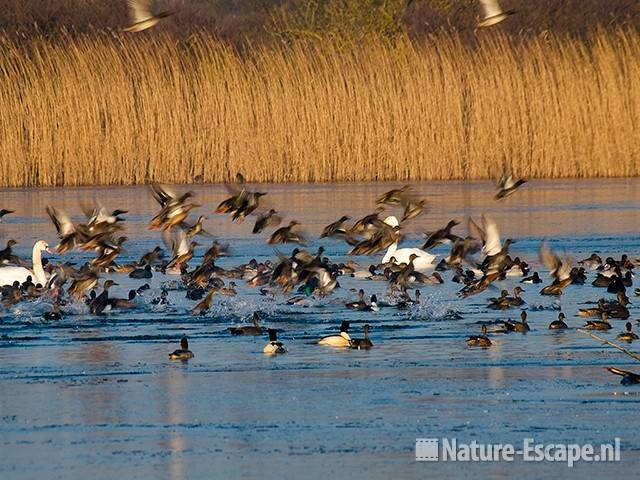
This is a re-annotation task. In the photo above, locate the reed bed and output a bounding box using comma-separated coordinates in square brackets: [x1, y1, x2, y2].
[0, 29, 639, 187]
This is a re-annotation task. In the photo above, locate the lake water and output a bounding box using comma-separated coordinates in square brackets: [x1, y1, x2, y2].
[1, 179, 640, 479]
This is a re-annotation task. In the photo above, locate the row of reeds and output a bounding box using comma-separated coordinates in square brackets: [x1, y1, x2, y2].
[0, 28, 639, 187]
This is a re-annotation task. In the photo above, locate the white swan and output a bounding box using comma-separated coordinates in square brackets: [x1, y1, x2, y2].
[381, 216, 436, 271]
[0, 240, 51, 287]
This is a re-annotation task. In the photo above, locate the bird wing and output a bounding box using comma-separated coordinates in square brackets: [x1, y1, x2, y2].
[482, 215, 501, 256]
[47, 206, 76, 237]
[539, 242, 564, 280]
[150, 184, 177, 207]
[128, 0, 153, 23]
[479, 0, 503, 18]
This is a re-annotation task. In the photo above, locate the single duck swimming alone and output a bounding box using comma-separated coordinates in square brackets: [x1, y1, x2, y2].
[466, 324, 492, 347]
[548, 312, 568, 330]
[229, 312, 263, 336]
[617, 322, 638, 342]
[263, 329, 287, 355]
[169, 337, 194, 360]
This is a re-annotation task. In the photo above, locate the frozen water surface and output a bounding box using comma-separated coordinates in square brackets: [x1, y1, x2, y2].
[1, 179, 640, 479]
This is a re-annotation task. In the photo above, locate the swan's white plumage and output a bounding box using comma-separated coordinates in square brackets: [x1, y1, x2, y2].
[381, 216, 436, 271]
[0, 240, 50, 286]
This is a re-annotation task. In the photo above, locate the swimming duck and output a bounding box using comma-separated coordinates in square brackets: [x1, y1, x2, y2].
[548, 312, 568, 330]
[349, 324, 373, 350]
[617, 322, 638, 342]
[507, 311, 530, 332]
[358, 294, 379, 312]
[318, 320, 351, 347]
[603, 298, 630, 320]
[578, 299, 605, 317]
[570, 267, 588, 285]
[491, 287, 525, 309]
[488, 289, 509, 309]
[466, 324, 492, 347]
[579, 253, 602, 270]
[606, 367, 640, 385]
[396, 289, 421, 309]
[584, 312, 612, 331]
[43, 302, 63, 321]
[129, 264, 153, 279]
[89, 280, 118, 315]
[229, 312, 263, 336]
[263, 329, 287, 354]
[422, 272, 444, 285]
[592, 272, 614, 287]
[521, 272, 542, 284]
[505, 258, 529, 277]
[109, 290, 137, 309]
[169, 337, 194, 360]
[607, 275, 627, 294]
[346, 289, 367, 309]
[0, 239, 27, 267]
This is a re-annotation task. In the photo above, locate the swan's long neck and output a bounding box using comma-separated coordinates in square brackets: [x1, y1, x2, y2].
[32, 245, 47, 286]
[384, 241, 398, 262]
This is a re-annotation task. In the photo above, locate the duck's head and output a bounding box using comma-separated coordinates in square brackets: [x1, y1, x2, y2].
[514, 286, 524, 295]
[180, 337, 189, 350]
[558, 312, 566, 321]
[252, 311, 261, 327]
[520, 311, 527, 322]
[103, 280, 119, 289]
[626, 322, 633, 332]
[370, 294, 378, 304]
[268, 328, 278, 342]
[481, 324, 488, 336]
[340, 320, 350, 333]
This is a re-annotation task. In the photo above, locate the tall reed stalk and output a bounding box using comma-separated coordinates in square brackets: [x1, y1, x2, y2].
[0, 29, 638, 187]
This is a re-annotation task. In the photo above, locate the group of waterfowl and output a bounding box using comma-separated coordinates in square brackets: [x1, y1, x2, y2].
[1, 174, 639, 381]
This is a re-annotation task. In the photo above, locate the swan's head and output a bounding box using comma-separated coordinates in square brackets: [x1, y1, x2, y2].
[34, 240, 52, 254]
[383, 215, 399, 228]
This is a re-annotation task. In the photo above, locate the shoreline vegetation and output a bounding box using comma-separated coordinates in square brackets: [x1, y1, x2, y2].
[0, 1, 639, 187]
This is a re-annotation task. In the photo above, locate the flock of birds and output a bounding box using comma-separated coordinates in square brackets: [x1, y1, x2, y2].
[123, 0, 516, 33]
[1, 173, 640, 385]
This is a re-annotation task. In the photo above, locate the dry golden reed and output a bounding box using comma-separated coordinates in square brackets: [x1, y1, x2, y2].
[0, 29, 639, 187]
